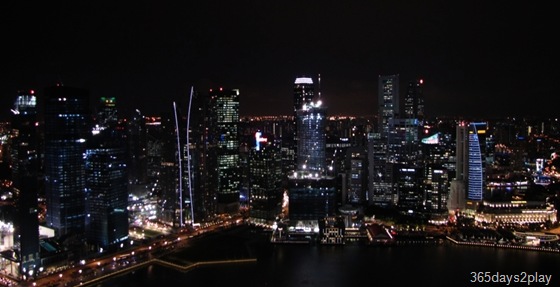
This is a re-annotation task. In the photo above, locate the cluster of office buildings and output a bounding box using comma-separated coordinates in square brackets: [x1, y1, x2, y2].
[0, 74, 558, 279]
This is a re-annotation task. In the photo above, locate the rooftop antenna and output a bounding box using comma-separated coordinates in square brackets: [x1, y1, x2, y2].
[317, 73, 322, 100]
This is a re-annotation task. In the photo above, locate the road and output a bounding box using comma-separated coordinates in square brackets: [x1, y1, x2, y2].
[11, 216, 244, 287]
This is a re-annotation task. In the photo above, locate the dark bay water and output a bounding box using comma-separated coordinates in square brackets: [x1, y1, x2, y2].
[93, 227, 559, 287]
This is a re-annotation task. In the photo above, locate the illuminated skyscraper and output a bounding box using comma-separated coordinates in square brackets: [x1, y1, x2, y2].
[296, 101, 327, 174]
[10, 89, 41, 277]
[288, 90, 336, 225]
[209, 88, 240, 214]
[293, 77, 315, 116]
[449, 122, 487, 214]
[467, 122, 487, 202]
[248, 132, 282, 226]
[289, 77, 315, 174]
[378, 74, 399, 138]
[85, 98, 129, 248]
[404, 79, 425, 121]
[44, 83, 90, 237]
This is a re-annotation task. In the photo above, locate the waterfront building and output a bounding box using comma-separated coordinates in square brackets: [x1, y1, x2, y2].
[287, 172, 337, 224]
[318, 216, 345, 245]
[248, 132, 283, 227]
[474, 200, 557, 226]
[424, 164, 450, 212]
[43, 83, 90, 238]
[345, 146, 368, 205]
[448, 121, 488, 215]
[288, 84, 336, 229]
[368, 132, 394, 206]
[467, 122, 488, 207]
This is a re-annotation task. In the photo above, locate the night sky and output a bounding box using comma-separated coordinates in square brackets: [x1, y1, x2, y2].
[2, 1, 556, 120]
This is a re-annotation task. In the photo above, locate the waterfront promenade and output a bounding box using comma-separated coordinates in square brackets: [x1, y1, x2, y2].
[7, 223, 560, 287]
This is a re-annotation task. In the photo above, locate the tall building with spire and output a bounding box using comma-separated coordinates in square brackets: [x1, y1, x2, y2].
[290, 77, 315, 174]
[44, 83, 90, 238]
[288, 76, 336, 227]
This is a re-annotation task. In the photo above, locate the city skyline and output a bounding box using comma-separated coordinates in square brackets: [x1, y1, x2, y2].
[3, 1, 556, 121]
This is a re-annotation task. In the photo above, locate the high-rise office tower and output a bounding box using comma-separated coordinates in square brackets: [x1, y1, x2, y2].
[378, 74, 399, 138]
[346, 146, 368, 205]
[288, 93, 336, 225]
[95, 97, 117, 128]
[10, 90, 41, 277]
[145, 116, 164, 197]
[388, 118, 424, 209]
[467, 122, 487, 203]
[296, 101, 327, 174]
[291, 77, 315, 173]
[158, 113, 183, 226]
[448, 121, 488, 214]
[368, 132, 395, 206]
[209, 88, 240, 214]
[183, 88, 212, 223]
[424, 164, 449, 211]
[127, 109, 148, 187]
[44, 83, 90, 237]
[370, 75, 400, 207]
[448, 123, 467, 213]
[248, 131, 283, 226]
[85, 97, 128, 248]
[293, 77, 315, 118]
[404, 79, 425, 121]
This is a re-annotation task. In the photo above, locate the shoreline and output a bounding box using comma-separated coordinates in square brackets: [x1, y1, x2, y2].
[15, 225, 559, 287]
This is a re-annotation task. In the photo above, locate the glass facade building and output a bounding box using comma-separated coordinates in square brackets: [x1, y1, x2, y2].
[378, 74, 399, 138]
[10, 90, 41, 276]
[209, 88, 240, 214]
[85, 146, 129, 248]
[248, 132, 283, 226]
[85, 98, 129, 248]
[44, 84, 90, 237]
[296, 102, 327, 174]
[467, 122, 487, 201]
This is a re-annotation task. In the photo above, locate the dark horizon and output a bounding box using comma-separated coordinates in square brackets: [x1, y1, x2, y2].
[3, 1, 557, 121]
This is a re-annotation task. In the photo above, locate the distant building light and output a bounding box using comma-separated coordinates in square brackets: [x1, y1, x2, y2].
[294, 77, 313, 84]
